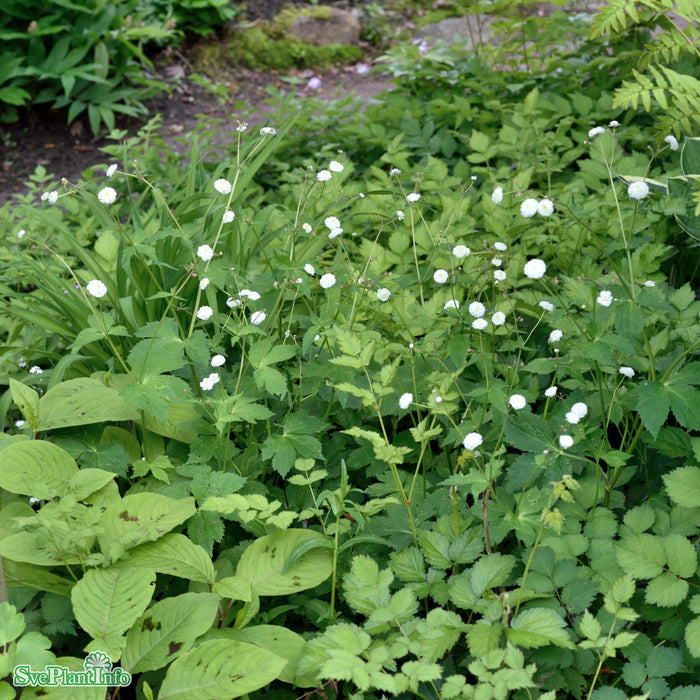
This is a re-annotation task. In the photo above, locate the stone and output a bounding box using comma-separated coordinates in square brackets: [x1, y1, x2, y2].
[287, 8, 361, 46]
[414, 15, 496, 49]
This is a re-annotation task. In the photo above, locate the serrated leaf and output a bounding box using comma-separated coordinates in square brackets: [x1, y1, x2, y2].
[663, 466, 700, 508]
[122, 592, 219, 673]
[0, 603, 25, 645]
[236, 529, 332, 596]
[158, 639, 287, 699]
[507, 608, 573, 648]
[579, 610, 601, 641]
[10, 378, 40, 430]
[71, 568, 155, 643]
[470, 553, 515, 598]
[646, 646, 682, 678]
[685, 616, 700, 658]
[0, 440, 78, 499]
[635, 381, 670, 439]
[645, 572, 689, 607]
[663, 534, 697, 578]
[615, 534, 666, 579]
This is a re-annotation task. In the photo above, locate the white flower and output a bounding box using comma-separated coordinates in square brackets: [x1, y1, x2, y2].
[597, 290, 613, 307]
[491, 186, 503, 204]
[222, 209, 235, 223]
[197, 306, 213, 321]
[324, 216, 341, 230]
[320, 273, 336, 289]
[250, 310, 266, 325]
[86, 279, 108, 298]
[376, 287, 391, 302]
[463, 432, 483, 451]
[549, 329, 563, 343]
[491, 258, 502, 267]
[619, 366, 635, 378]
[329, 160, 344, 172]
[328, 227, 343, 239]
[468, 301, 485, 318]
[41, 191, 58, 204]
[389, 168, 401, 177]
[226, 297, 242, 308]
[494, 242, 507, 251]
[608, 120, 620, 128]
[106, 164, 118, 178]
[316, 170, 332, 182]
[571, 402, 588, 418]
[18, 358, 26, 368]
[239, 290, 260, 300]
[559, 434, 574, 449]
[211, 354, 226, 367]
[197, 245, 214, 261]
[399, 393, 413, 410]
[213, 178, 232, 194]
[200, 373, 220, 391]
[199, 277, 209, 290]
[565, 411, 581, 425]
[538, 199, 554, 217]
[302, 223, 312, 233]
[588, 126, 606, 139]
[539, 301, 554, 311]
[545, 386, 557, 397]
[17, 229, 26, 238]
[444, 299, 460, 310]
[628, 181, 650, 200]
[644, 280, 656, 287]
[453, 245, 470, 258]
[236, 122, 248, 132]
[406, 193, 421, 203]
[472, 318, 488, 330]
[492, 311, 506, 325]
[664, 135, 679, 151]
[396, 210, 405, 221]
[260, 127, 276, 136]
[29, 366, 43, 374]
[494, 270, 507, 282]
[523, 259, 547, 279]
[520, 198, 539, 218]
[304, 263, 315, 276]
[15, 420, 25, 428]
[509, 394, 527, 410]
[433, 269, 449, 284]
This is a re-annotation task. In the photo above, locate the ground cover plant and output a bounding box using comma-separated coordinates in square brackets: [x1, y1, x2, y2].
[1, 1, 700, 699]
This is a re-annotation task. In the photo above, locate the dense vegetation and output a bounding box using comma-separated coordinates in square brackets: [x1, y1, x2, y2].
[1, 1, 700, 699]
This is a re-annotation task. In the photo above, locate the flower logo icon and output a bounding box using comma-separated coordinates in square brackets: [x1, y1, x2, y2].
[84, 651, 112, 672]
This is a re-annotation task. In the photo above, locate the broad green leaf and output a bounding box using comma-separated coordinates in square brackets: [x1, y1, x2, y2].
[645, 572, 689, 607]
[663, 534, 697, 578]
[615, 300, 644, 338]
[72, 568, 155, 642]
[0, 603, 25, 645]
[615, 534, 666, 579]
[343, 555, 394, 616]
[38, 378, 139, 431]
[507, 608, 573, 648]
[470, 553, 516, 598]
[213, 576, 252, 602]
[685, 616, 700, 658]
[66, 469, 116, 500]
[99, 494, 197, 561]
[663, 466, 700, 508]
[466, 622, 503, 657]
[253, 365, 288, 398]
[2, 560, 73, 597]
[0, 530, 88, 567]
[10, 378, 39, 430]
[0, 440, 78, 499]
[579, 610, 601, 641]
[158, 639, 287, 699]
[646, 646, 682, 678]
[122, 593, 219, 673]
[127, 337, 186, 379]
[236, 529, 332, 596]
[114, 533, 215, 584]
[635, 381, 670, 439]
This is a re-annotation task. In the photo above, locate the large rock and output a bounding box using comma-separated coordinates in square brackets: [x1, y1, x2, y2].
[414, 15, 496, 49]
[287, 8, 361, 46]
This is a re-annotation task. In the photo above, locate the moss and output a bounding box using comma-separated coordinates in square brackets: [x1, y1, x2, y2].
[269, 5, 333, 39]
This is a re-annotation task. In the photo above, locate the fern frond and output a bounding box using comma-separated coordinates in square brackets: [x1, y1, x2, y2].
[638, 23, 691, 68]
[589, 0, 639, 39]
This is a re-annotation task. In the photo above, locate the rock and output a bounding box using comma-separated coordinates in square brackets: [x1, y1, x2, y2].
[287, 8, 361, 46]
[414, 15, 496, 49]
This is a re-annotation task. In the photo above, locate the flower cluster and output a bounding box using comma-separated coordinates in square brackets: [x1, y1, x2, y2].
[520, 198, 554, 218]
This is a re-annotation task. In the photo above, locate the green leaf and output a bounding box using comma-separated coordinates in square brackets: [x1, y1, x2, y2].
[615, 535, 666, 579]
[2, 561, 73, 597]
[507, 608, 573, 648]
[0, 440, 78, 499]
[158, 639, 287, 699]
[66, 469, 116, 500]
[685, 616, 700, 658]
[236, 529, 333, 596]
[470, 553, 516, 598]
[579, 610, 601, 641]
[646, 646, 682, 678]
[10, 378, 40, 430]
[663, 534, 697, 578]
[115, 533, 215, 584]
[99, 494, 197, 561]
[212, 576, 252, 602]
[38, 378, 139, 431]
[127, 337, 186, 379]
[0, 603, 25, 645]
[253, 365, 288, 398]
[71, 568, 156, 643]
[615, 300, 644, 338]
[645, 572, 689, 607]
[122, 593, 219, 673]
[663, 466, 700, 508]
[635, 381, 670, 439]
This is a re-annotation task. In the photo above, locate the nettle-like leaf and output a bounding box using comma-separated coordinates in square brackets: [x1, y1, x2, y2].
[615, 534, 666, 579]
[9, 378, 40, 431]
[663, 466, 700, 508]
[261, 411, 326, 477]
[158, 639, 287, 700]
[507, 608, 573, 649]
